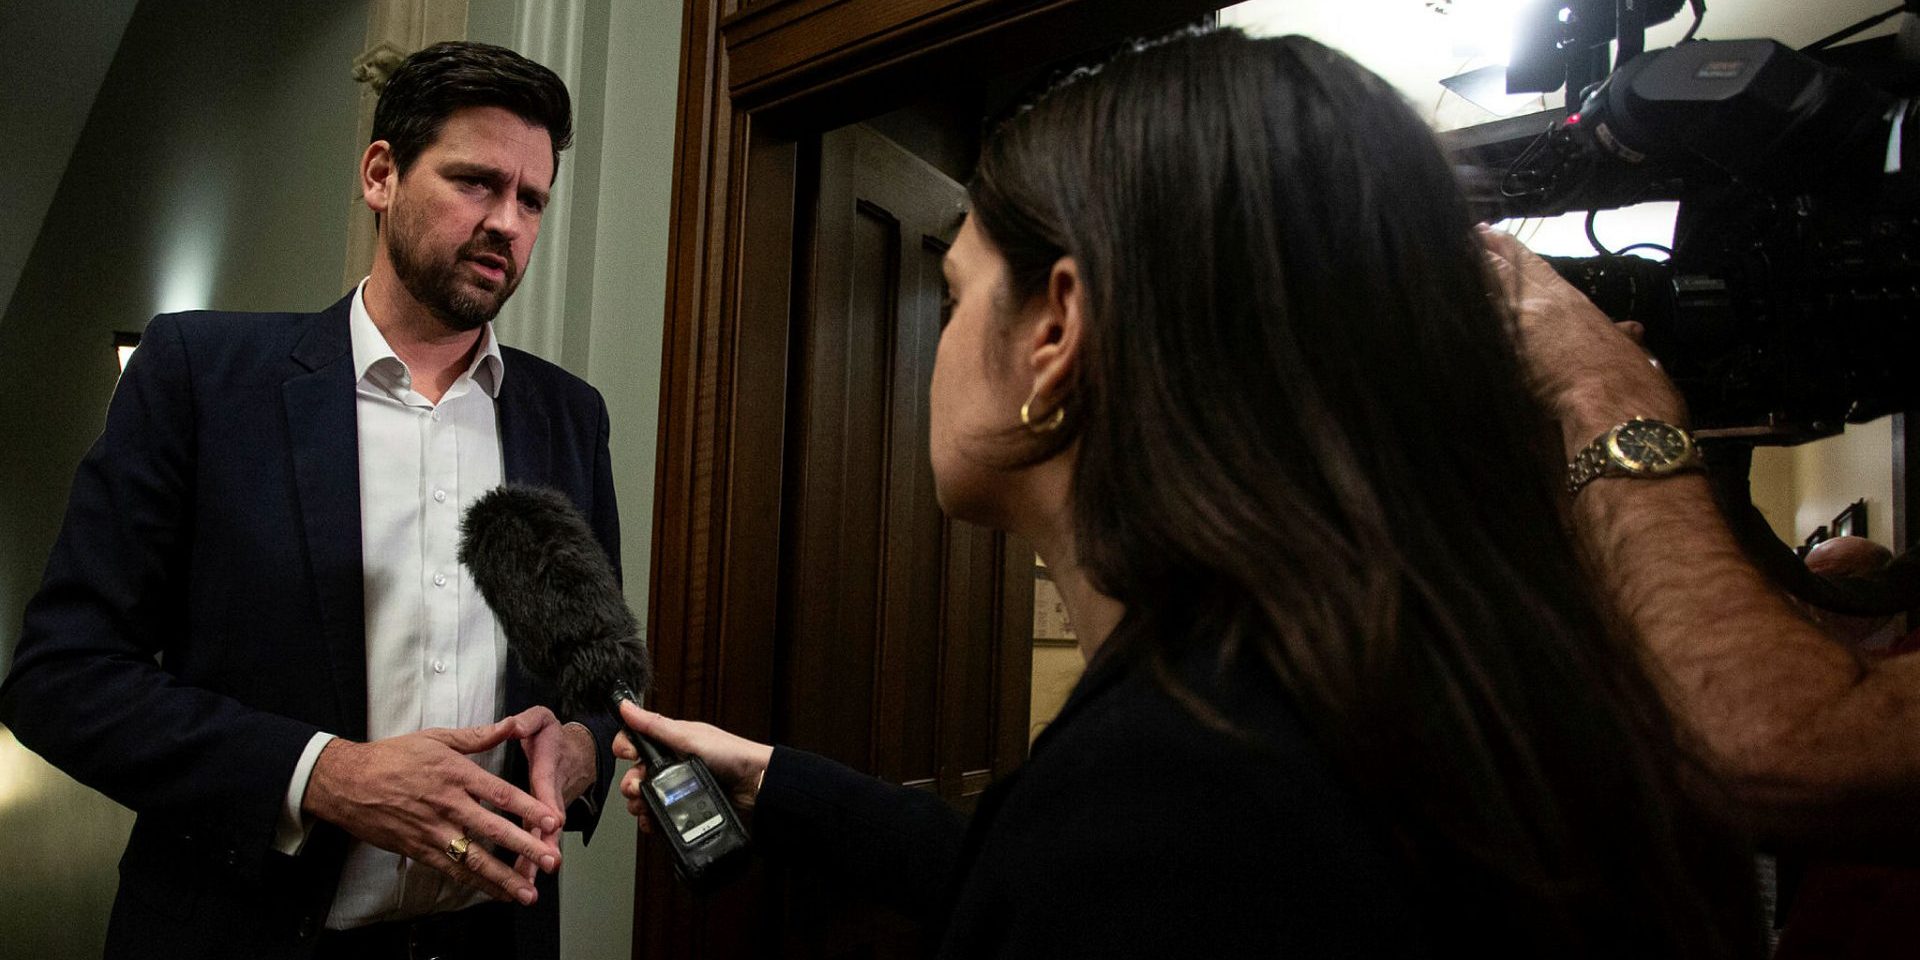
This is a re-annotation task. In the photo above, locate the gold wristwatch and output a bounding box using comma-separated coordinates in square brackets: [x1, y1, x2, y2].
[1567, 418, 1703, 495]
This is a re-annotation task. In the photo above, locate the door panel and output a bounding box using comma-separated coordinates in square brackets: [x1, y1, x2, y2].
[781, 123, 1029, 793]
[758, 123, 1032, 958]
[646, 5, 1230, 957]
[873, 225, 951, 789]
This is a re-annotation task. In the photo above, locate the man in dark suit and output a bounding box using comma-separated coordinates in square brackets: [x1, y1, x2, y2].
[0, 41, 619, 959]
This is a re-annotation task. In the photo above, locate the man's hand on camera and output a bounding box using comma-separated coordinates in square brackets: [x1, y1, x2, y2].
[1479, 228, 1920, 853]
[1479, 226, 1687, 453]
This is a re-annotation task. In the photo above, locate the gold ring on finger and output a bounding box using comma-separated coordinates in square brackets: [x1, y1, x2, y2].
[446, 835, 473, 863]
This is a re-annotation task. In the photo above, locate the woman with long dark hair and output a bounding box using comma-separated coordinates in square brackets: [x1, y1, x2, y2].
[616, 28, 1762, 957]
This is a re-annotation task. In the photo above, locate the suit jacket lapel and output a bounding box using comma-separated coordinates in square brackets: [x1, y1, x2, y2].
[283, 295, 369, 739]
[497, 363, 551, 487]
[497, 357, 552, 714]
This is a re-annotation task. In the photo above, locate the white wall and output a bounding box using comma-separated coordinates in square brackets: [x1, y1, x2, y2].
[1791, 419, 1897, 548]
[1742, 430, 1894, 552]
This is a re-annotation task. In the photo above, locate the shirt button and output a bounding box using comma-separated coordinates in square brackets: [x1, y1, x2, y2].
[434, 489, 448, 503]
[432, 659, 446, 674]
[431, 410, 442, 422]
[433, 573, 447, 587]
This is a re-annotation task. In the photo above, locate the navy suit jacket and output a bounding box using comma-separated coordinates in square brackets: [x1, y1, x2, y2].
[752, 641, 1433, 958]
[0, 295, 622, 959]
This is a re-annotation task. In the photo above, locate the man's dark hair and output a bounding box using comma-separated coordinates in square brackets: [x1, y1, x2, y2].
[373, 40, 573, 178]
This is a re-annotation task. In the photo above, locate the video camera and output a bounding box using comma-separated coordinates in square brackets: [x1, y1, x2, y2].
[1445, 2, 1920, 614]
[1447, 1, 1920, 445]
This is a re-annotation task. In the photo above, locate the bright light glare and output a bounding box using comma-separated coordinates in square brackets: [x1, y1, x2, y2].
[1443, 0, 1532, 63]
[155, 202, 224, 316]
[1493, 202, 1681, 258]
[1219, 0, 1560, 124]
[157, 247, 214, 316]
[117, 343, 137, 373]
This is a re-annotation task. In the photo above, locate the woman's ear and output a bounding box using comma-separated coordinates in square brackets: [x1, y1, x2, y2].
[1026, 255, 1084, 413]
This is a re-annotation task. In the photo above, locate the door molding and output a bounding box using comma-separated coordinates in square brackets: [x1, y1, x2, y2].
[641, 1, 1219, 954]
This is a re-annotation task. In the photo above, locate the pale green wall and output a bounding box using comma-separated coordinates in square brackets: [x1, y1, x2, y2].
[0, 1, 369, 956]
[566, 0, 685, 945]
[465, 1, 685, 957]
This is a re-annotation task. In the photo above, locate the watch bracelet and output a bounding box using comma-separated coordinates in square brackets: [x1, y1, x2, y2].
[1565, 419, 1702, 495]
[1567, 439, 1612, 495]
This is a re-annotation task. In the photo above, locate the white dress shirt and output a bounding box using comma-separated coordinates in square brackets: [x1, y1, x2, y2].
[275, 281, 511, 928]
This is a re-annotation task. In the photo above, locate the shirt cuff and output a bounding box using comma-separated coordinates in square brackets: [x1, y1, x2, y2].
[274, 731, 336, 856]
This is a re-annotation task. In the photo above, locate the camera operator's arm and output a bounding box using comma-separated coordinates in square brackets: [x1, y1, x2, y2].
[1484, 228, 1920, 853]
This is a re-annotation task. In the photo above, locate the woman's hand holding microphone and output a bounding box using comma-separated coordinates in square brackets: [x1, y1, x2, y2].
[613, 700, 774, 834]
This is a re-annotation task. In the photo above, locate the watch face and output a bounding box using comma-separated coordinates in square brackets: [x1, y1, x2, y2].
[1608, 420, 1694, 474]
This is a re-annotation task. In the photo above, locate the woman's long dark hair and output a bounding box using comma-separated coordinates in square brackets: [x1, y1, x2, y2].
[970, 29, 1761, 957]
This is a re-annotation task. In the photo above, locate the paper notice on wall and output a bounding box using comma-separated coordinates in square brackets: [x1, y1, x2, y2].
[1033, 566, 1076, 641]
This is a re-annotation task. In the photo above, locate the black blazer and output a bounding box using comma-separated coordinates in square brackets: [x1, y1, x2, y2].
[754, 641, 1433, 958]
[0, 296, 621, 959]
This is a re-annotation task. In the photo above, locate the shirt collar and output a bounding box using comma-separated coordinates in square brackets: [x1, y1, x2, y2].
[348, 279, 506, 398]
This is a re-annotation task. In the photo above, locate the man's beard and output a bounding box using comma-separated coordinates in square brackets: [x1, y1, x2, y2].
[386, 207, 521, 332]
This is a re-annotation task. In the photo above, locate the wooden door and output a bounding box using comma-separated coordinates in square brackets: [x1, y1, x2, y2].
[784, 123, 1026, 808]
[639, 3, 1224, 958]
[634, 121, 1033, 959]
[753, 122, 1029, 958]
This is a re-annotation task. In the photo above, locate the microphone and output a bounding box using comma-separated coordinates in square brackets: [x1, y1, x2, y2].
[459, 484, 751, 892]
[457, 483, 650, 719]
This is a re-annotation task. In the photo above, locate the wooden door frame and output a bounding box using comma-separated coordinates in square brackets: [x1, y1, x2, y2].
[640, 1, 1220, 953]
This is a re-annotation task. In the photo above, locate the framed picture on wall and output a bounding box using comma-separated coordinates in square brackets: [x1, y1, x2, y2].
[1831, 499, 1868, 540]
[1033, 557, 1077, 646]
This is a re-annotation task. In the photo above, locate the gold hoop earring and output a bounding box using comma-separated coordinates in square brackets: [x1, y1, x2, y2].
[1020, 396, 1064, 435]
